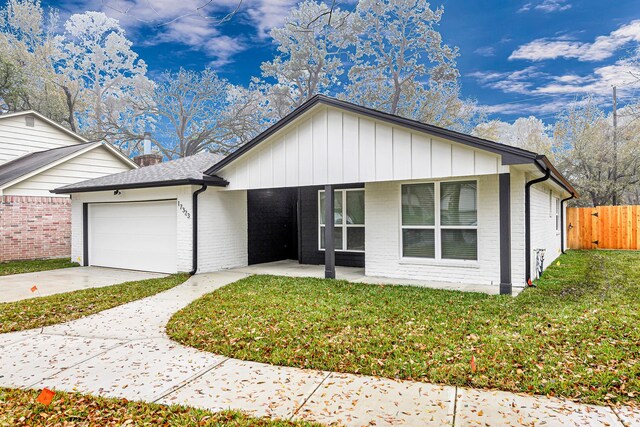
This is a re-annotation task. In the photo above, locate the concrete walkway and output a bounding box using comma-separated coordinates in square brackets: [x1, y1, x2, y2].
[0, 266, 166, 303]
[0, 271, 636, 426]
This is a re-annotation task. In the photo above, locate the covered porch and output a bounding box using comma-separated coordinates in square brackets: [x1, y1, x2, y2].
[232, 259, 524, 296]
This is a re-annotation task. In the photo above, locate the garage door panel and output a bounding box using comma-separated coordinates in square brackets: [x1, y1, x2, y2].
[89, 201, 178, 273]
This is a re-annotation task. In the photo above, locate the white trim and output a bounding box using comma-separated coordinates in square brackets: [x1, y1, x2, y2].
[318, 188, 365, 253]
[0, 110, 88, 143]
[0, 142, 134, 191]
[100, 141, 138, 169]
[399, 178, 479, 263]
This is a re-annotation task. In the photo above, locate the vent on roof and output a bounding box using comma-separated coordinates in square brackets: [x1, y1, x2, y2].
[25, 116, 35, 127]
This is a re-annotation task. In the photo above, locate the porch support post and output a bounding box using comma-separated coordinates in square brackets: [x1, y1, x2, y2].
[499, 173, 512, 295]
[324, 184, 336, 279]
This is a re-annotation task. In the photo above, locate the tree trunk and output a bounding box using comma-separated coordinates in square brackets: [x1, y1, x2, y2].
[62, 85, 77, 133]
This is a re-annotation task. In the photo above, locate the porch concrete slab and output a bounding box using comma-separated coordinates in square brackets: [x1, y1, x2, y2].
[43, 270, 248, 340]
[159, 359, 329, 420]
[455, 387, 622, 427]
[613, 406, 640, 427]
[234, 260, 517, 295]
[0, 334, 124, 388]
[34, 338, 226, 402]
[296, 372, 456, 426]
[0, 266, 166, 303]
[233, 260, 365, 282]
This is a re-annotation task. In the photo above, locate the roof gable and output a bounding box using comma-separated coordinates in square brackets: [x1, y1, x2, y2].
[0, 110, 87, 143]
[207, 95, 540, 176]
[214, 104, 506, 191]
[0, 142, 136, 190]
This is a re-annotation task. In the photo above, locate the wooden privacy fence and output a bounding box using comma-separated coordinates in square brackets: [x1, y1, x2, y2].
[567, 205, 640, 250]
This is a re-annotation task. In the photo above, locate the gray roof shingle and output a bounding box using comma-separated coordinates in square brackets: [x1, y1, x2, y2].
[53, 152, 227, 193]
[0, 142, 97, 187]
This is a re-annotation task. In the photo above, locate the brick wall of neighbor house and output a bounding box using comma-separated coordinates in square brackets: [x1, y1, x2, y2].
[197, 188, 248, 273]
[0, 196, 71, 261]
[365, 174, 501, 286]
[529, 181, 563, 279]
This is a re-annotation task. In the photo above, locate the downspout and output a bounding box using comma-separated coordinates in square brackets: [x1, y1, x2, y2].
[190, 184, 208, 275]
[560, 194, 575, 253]
[525, 165, 551, 286]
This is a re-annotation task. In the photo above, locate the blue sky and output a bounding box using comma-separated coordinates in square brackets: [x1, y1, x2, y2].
[50, 0, 640, 123]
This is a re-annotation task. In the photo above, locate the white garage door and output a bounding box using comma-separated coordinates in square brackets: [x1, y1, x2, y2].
[89, 201, 178, 273]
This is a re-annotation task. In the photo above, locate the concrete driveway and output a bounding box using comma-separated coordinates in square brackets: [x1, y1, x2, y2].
[0, 267, 166, 303]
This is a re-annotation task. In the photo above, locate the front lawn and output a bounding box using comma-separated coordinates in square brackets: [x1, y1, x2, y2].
[167, 251, 640, 406]
[0, 387, 319, 426]
[0, 258, 79, 276]
[0, 274, 189, 334]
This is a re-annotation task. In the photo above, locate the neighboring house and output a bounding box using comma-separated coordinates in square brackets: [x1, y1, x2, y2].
[0, 111, 137, 262]
[53, 96, 577, 294]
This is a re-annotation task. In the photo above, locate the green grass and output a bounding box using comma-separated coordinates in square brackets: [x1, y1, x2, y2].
[0, 387, 319, 426]
[0, 258, 79, 276]
[0, 274, 189, 334]
[167, 250, 640, 406]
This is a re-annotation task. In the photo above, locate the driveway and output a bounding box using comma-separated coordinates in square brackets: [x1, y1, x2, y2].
[0, 266, 166, 303]
[0, 271, 637, 426]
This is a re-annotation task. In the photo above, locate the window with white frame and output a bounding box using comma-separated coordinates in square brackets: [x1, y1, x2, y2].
[401, 180, 478, 261]
[555, 197, 561, 232]
[319, 189, 365, 252]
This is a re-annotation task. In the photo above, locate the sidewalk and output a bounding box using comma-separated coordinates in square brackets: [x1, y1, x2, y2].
[0, 271, 636, 426]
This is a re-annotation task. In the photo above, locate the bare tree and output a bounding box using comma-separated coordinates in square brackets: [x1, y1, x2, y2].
[0, 0, 71, 126]
[148, 68, 265, 158]
[473, 116, 554, 156]
[345, 0, 462, 124]
[261, 0, 351, 117]
[553, 97, 640, 206]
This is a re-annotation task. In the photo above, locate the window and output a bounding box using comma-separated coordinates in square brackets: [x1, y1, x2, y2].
[401, 181, 478, 261]
[555, 198, 561, 232]
[319, 189, 365, 252]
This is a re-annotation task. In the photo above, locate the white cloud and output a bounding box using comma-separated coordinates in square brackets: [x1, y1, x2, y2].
[535, 60, 640, 95]
[245, 0, 299, 39]
[469, 66, 546, 94]
[474, 46, 496, 57]
[510, 20, 640, 61]
[518, 0, 572, 13]
[63, 0, 295, 65]
[472, 59, 640, 117]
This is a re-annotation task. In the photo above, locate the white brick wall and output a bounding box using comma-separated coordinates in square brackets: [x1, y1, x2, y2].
[70, 186, 194, 272]
[364, 175, 502, 286]
[510, 169, 526, 287]
[197, 188, 248, 273]
[529, 181, 563, 279]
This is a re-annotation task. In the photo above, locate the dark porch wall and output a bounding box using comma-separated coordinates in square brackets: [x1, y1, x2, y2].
[247, 188, 298, 265]
[299, 184, 365, 268]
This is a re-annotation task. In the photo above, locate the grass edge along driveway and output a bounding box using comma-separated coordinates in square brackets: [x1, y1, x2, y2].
[0, 273, 189, 334]
[167, 251, 640, 406]
[0, 387, 320, 426]
[0, 258, 79, 276]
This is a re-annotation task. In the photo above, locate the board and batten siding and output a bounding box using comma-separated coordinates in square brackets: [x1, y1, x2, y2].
[3, 146, 132, 197]
[219, 107, 507, 190]
[0, 115, 83, 165]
